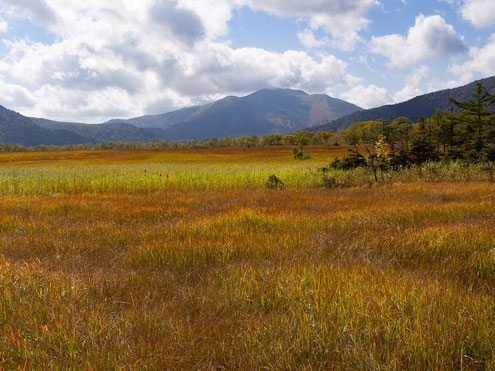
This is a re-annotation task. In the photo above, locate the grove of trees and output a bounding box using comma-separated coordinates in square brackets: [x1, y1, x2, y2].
[331, 82, 495, 178]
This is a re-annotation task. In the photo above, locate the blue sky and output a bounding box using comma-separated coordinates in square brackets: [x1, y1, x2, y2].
[0, 0, 494, 122]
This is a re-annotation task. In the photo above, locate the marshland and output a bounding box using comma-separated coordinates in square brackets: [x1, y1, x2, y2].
[0, 146, 494, 369]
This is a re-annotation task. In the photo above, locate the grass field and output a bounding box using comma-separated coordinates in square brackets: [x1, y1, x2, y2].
[0, 146, 494, 369]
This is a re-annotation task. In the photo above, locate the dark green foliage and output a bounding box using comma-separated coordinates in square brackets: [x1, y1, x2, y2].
[265, 174, 285, 189]
[387, 152, 410, 168]
[486, 146, 495, 162]
[262, 134, 284, 146]
[330, 150, 366, 170]
[293, 148, 311, 160]
[408, 134, 441, 164]
[333, 81, 495, 179]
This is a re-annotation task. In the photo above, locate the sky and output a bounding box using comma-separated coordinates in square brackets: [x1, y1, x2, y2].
[0, 0, 494, 123]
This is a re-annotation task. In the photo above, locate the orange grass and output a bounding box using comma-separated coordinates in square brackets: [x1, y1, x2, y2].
[0, 173, 495, 368]
[0, 145, 352, 165]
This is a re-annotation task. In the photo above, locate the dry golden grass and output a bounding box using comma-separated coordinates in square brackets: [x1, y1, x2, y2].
[0, 147, 494, 368]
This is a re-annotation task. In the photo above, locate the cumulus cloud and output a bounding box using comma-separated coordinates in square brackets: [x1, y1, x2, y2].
[150, 0, 205, 46]
[459, 0, 495, 28]
[393, 85, 423, 103]
[0, 0, 57, 27]
[297, 29, 328, 49]
[392, 65, 429, 102]
[439, 0, 495, 27]
[0, 0, 361, 122]
[340, 84, 393, 109]
[449, 33, 495, 82]
[0, 78, 36, 109]
[371, 14, 467, 67]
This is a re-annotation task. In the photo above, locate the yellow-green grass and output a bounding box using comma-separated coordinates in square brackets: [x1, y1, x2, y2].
[0, 147, 490, 195]
[0, 146, 348, 195]
[0, 148, 495, 368]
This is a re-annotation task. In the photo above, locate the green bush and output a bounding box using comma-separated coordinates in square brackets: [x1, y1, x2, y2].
[265, 174, 285, 189]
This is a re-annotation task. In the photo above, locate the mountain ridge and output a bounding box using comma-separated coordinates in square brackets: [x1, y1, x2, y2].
[0, 106, 87, 146]
[108, 88, 362, 140]
[309, 76, 495, 132]
[31, 118, 162, 144]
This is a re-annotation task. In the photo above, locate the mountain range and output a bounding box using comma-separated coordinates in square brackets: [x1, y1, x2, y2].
[107, 89, 361, 140]
[0, 76, 494, 146]
[31, 119, 162, 144]
[309, 75, 495, 133]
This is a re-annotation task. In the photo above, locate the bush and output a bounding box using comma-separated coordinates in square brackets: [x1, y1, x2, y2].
[293, 148, 311, 160]
[330, 151, 366, 170]
[265, 174, 285, 189]
[321, 174, 338, 188]
[387, 152, 410, 169]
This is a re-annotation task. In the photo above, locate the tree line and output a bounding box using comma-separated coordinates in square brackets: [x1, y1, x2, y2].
[330, 82, 495, 180]
[0, 129, 335, 152]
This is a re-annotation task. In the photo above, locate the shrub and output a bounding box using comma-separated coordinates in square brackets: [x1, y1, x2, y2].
[321, 174, 338, 188]
[265, 174, 285, 189]
[330, 151, 366, 170]
[293, 148, 311, 160]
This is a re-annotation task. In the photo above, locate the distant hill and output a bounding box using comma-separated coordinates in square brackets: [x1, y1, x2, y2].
[0, 104, 162, 146]
[108, 89, 362, 141]
[32, 119, 162, 144]
[0, 106, 86, 146]
[309, 75, 495, 132]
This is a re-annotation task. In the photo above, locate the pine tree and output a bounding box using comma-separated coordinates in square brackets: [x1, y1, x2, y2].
[449, 82, 495, 152]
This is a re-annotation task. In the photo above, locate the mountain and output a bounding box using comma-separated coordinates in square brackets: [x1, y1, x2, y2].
[0, 89, 360, 145]
[0, 105, 162, 146]
[309, 76, 495, 133]
[32, 119, 162, 143]
[0, 106, 87, 146]
[108, 89, 362, 140]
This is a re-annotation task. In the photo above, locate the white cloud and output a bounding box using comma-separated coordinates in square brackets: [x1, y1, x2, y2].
[393, 85, 422, 103]
[439, 0, 495, 28]
[297, 29, 328, 49]
[392, 65, 429, 102]
[371, 14, 467, 67]
[0, 78, 36, 109]
[449, 33, 495, 82]
[459, 0, 495, 28]
[340, 84, 393, 109]
[427, 78, 468, 92]
[0, 0, 365, 122]
[406, 65, 430, 86]
[0, 0, 57, 27]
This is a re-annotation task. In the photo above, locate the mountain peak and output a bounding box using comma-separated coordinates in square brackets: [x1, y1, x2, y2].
[113, 88, 361, 140]
[249, 88, 308, 97]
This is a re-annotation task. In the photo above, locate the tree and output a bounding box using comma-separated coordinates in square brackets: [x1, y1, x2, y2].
[449, 82, 495, 152]
[262, 134, 284, 146]
[449, 82, 495, 177]
[294, 131, 313, 150]
[388, 117, 414, 152]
